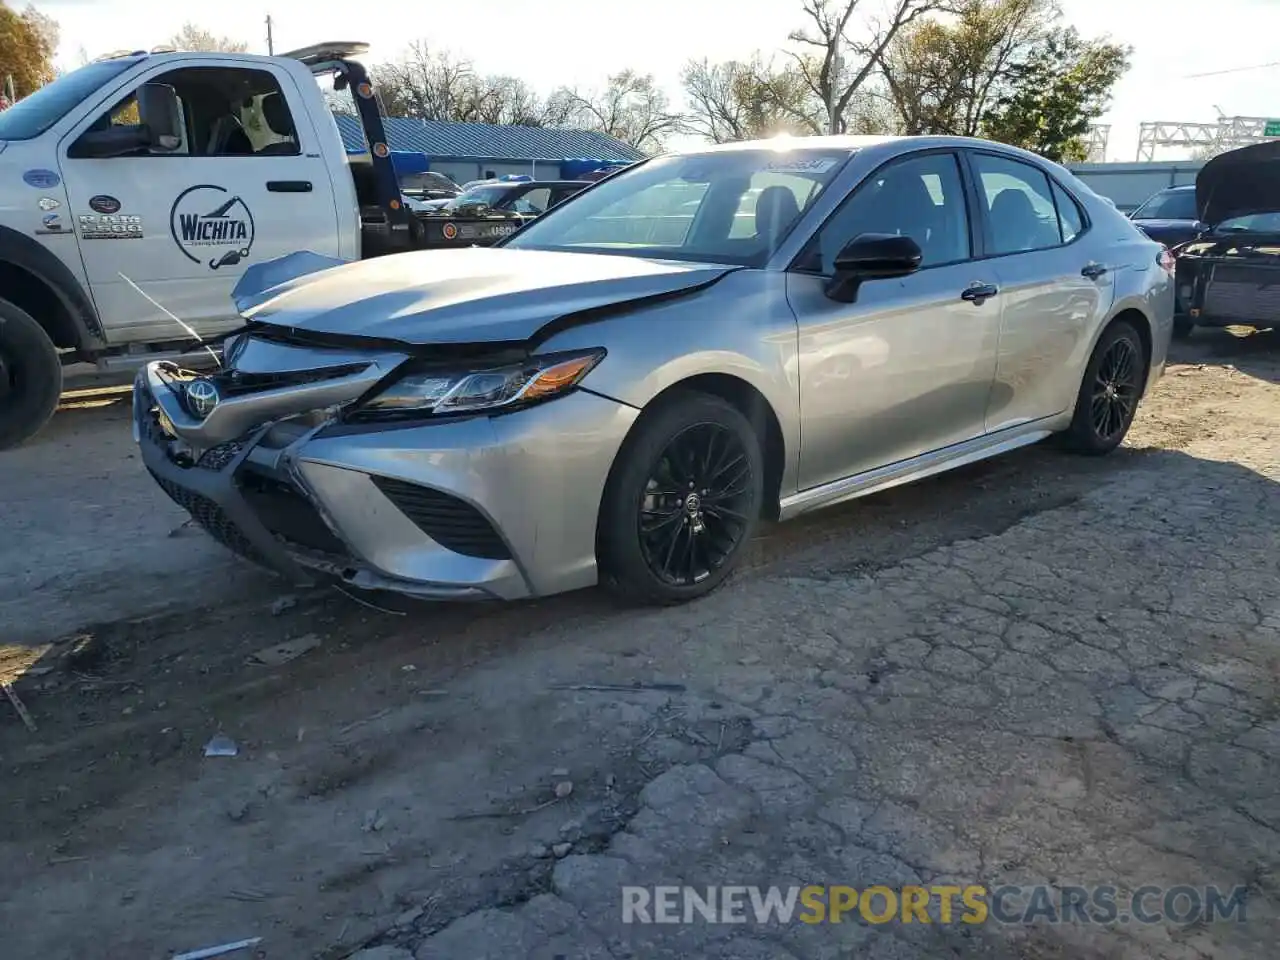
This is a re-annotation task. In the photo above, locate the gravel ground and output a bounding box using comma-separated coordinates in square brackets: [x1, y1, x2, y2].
[0, 328, 1276, 960]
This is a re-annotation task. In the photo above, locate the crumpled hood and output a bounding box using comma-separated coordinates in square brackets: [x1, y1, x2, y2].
[1197, 141, 1280, 226]
[232, 247, 736, 345]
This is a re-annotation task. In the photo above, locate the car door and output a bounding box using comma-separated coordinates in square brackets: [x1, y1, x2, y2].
[58, 60, 342, 346]
[965, 151, 1115, 431]
[787, 149, 1001, 490]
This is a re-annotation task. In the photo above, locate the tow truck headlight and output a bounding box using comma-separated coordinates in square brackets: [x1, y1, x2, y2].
[356, 349, 605, 419]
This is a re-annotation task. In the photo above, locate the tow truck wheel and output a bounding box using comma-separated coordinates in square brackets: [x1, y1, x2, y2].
[1172, 316, 1195, 339]
[0, 297, 62, 450]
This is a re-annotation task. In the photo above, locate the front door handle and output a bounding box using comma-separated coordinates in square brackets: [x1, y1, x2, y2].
[1081, 262, 1107, 280]
[266, 180, 313, 193]
[961, 282, 999, 304]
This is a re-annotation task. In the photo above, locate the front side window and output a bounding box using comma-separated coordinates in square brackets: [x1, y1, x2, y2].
[72, 66, 299, 158]
[503, 149, 851, 267]
[799, 151, 971, 274]
[972, 153, 1064, 254]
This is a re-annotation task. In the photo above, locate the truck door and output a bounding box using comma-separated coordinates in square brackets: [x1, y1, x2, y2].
[58, 61, 342, 347]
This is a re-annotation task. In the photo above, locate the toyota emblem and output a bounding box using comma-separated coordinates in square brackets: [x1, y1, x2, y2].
[185, 378, 220, 419]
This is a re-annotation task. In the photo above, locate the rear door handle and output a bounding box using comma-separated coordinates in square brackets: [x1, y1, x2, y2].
[961, 282, 999, 304]
[1081, 262, 1107, 279]
[266, 180, 312, 193]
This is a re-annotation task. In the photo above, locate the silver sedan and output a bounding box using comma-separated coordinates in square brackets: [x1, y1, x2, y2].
[134, 135, 1174, 605]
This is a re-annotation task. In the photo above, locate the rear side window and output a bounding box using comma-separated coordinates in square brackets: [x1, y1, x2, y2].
[1052, 182, 1085, 243]
[972, 153, 1063, 254]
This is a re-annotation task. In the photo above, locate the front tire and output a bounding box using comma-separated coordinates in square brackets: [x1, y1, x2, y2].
[1058, 319, 1145, 456]
[0, 298, 62, 450]
[598, 391, 763, 606]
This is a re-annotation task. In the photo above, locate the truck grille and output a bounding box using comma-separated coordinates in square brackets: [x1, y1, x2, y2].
[1205, 264, 1280, 322]
[372, 477, 510, 559]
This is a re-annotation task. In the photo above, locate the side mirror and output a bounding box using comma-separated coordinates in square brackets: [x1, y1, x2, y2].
[825, 233, 923, 303]
[68, 125, 150, 159]
[137, 82, 182, 152]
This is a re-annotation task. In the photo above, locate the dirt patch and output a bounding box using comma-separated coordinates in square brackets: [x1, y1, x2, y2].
[0, 327, 1276, 959]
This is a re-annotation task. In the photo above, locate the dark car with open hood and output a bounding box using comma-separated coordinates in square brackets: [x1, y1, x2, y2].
[1174, 141, 1280, 337]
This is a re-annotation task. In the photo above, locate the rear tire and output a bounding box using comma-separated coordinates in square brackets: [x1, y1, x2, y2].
[1058, 319, 1145, 456]
[597, 391, 763, 606]
[1172, 316, 1195, 339]
[0, 298, 62, 450]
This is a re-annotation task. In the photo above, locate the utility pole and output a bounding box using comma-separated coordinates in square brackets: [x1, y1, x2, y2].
[265, 15, 274, 55]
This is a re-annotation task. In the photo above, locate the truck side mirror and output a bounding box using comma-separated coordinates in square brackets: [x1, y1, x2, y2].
[138, 82, 182, 152]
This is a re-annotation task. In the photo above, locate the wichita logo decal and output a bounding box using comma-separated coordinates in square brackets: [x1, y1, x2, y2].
[170, 184, 256, 270]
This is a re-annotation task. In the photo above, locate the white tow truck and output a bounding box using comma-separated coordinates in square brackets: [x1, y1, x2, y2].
[0, 42, 447, 448]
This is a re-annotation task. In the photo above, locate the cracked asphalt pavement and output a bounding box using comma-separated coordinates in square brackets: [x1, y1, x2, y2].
[0, 330, 1277, 960]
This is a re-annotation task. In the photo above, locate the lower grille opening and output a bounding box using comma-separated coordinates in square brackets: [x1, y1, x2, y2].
[148, 469, 267, 566]
[239, 469, 350, 558]
[372, 477, 511, 560]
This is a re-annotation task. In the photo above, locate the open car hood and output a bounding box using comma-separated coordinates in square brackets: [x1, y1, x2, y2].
[1197, 141, 1280, 226]
[231, 247, 736, 345]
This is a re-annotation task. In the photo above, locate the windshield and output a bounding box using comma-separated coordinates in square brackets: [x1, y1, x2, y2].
[0, 58, 139, 141]
[1214, 211, 1280, 232]
[445, 186, 513, 210]
[503, 149, 852, 266]
[1132, 189, 1197, 221]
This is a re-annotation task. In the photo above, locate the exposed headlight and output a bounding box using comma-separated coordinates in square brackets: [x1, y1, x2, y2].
[356, 348, 605, 419]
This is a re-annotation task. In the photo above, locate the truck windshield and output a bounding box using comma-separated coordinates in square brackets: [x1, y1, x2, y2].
[503, 149, 851, 267]
[0, 58, 140, 141]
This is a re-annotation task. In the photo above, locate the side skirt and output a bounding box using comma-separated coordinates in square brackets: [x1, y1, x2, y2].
[778, 418, 1065, 522]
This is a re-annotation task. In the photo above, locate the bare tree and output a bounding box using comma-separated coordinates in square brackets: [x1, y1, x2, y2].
[787, 0, 949, 134]
[682, 55, 822, 143]
[370, 41, 574, 127]
[167, 22, 250, 53]
[555, 71, 684, 151]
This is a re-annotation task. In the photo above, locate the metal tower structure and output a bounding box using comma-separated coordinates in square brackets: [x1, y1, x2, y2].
[1135, 116, 1277, 161]
[1083, 124, 1110, 162]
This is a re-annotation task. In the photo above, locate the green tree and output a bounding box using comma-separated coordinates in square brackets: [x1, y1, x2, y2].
[981, 26, 1130, 161]
[0, 2, 58, 99]
[879, 0, 1057, 135]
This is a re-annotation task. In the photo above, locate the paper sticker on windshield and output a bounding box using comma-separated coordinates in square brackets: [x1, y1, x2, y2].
[763, 158, 839, 174]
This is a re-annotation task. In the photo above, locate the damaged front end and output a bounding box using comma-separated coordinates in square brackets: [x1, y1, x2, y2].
[132, 248, 659, 600]
[1175, 233, 1280, 329]
[1177, 141, 1280, 329]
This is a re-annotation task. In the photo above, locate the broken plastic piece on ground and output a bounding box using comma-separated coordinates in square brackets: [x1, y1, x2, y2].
[203, 734, 239, 757]
[247, 633, 321, 667]
[171, 936, 263, 959]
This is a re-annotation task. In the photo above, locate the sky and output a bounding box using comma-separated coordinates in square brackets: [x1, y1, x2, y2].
[27, 0, 1280, 162]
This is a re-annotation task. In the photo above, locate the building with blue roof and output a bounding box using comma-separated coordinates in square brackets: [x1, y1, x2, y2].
[334, 114, 645, 185]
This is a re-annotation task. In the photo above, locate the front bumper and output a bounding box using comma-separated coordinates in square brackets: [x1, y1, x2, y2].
[134, 363, 638, 601]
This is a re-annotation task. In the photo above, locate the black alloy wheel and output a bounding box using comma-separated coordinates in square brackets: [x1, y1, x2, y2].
[1090, 335, 1141, 443]
[598, 391, 763, 605]
[1059, 319, 1145, 455]
[637, 421, 754, 587]
[0, 298, 63, 450]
